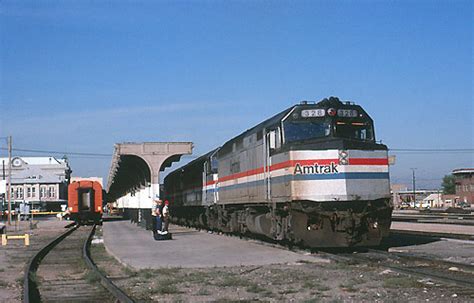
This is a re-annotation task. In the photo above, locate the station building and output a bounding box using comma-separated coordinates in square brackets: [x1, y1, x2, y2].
[0, 156, 71, 211]
[452, 168, 474, 207]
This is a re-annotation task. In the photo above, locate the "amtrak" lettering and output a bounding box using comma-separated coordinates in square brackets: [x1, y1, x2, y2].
[294, 162, 339, 175]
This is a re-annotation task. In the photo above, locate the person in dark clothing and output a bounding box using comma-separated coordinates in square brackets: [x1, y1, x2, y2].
[155, 199, 163, 236]
[151, 199, 162, 239]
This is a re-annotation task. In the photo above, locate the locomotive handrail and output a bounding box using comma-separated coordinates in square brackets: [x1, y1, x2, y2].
[83, 224, 135, 303]
[24, 225, 78, 303]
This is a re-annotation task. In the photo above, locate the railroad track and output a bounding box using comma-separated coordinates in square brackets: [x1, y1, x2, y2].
[212, 225, 474, 296]
[24, 224, 134, 303]
[392, 212, 474, 225]
[322, 249, 474, 297]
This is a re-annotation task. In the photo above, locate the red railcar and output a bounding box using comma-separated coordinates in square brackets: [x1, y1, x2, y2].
[68, 181, 103, 224]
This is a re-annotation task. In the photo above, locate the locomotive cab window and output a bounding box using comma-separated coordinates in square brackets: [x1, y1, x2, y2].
[335, 121, 374, 141]
[283, 120, 331, 143]
[205, 158, 218, 175]
[210, 157, 218, 173]
[268, 128, 282, 150]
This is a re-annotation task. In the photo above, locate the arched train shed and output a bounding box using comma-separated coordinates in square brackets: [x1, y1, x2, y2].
[107, 142, 193, 228]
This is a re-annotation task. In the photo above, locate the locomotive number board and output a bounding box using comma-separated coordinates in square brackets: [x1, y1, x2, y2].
[301, 109, 325, 117]
[337, 109, 358, 117]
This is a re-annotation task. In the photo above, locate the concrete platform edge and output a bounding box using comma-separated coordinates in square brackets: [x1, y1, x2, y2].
[103, 234, 138, 270]
[102, 221, 147, 271]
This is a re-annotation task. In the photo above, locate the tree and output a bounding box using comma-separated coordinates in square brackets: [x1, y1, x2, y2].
[441, 175, 455, 194]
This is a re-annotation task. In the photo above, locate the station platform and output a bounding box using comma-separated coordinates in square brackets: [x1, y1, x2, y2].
[102, 220, 323, 270]
[390, 221, 474, 240]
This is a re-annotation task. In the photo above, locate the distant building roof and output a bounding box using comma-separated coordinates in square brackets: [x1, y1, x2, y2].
[442, 194, 459, 200]
[0, 156, 68, 166]
[0, 156, 70, 186]
[11, 166, 62, 184]
[452, 168, 474, 175]
[423, 193, 441, 201]
[396, 189, 439, 194]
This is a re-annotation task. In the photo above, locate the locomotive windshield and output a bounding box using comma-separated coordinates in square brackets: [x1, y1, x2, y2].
[284, 120, 331, 143]
[335, 121, 374, 141]
[282, 105, 376, 144]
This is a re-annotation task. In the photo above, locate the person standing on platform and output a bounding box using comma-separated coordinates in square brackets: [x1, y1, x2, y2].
[162, 200, 170, 232]
[152, 199, 164, 239]
[151, 199, 160, 238]
[155, 199, 163, 235]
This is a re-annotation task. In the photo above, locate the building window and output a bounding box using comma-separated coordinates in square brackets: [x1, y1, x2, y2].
[32, 187, 36, 198]
[48, 186, 56, 198]
[11, 187, 15, 199]
[27, 187, 31, 198]
[40, 187, 46, 199]
[18, 187, 23, 199]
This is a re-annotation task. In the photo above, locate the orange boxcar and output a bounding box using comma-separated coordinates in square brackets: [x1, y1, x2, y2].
[68, 180, 103, 224]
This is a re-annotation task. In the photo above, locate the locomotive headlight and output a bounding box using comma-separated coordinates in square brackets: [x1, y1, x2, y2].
[68, 207, 73, 211]
[372, 222, 379, 229]
[292, 112, 299, 119]
[327, 108, 337, 116]
[98, 206, 102, 211]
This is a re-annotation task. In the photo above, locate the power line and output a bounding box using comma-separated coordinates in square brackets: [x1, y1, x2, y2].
[0, 147, 111, 157]
[389, 148, 474, 152]
[0, 146, 472, 158]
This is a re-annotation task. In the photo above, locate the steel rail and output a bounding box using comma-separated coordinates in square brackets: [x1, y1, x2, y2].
[24, 224, 135, 303]
[368, 248, 474, 272]
[23, 225, 78, 303]
[390, 229, 474, 241]
[83, 224, 135, 303]
[336, 250, 474, 291]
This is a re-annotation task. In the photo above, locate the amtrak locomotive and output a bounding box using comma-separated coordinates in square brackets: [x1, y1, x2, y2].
[164, 97, 392, 247]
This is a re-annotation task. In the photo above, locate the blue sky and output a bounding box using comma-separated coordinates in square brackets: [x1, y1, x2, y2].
[0, 0, 472, 189]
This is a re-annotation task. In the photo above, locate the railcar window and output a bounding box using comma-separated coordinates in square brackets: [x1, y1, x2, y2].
[79, 189, 94, 211]
[284, 121, 330, 143]
[335, 122, 374, 141]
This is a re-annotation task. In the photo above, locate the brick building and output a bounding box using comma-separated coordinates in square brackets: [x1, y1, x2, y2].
[453, 168, 474, 207]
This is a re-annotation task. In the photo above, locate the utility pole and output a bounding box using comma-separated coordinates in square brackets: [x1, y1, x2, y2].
[7, 136, 12, 225]
[410, 168, 417, 207]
